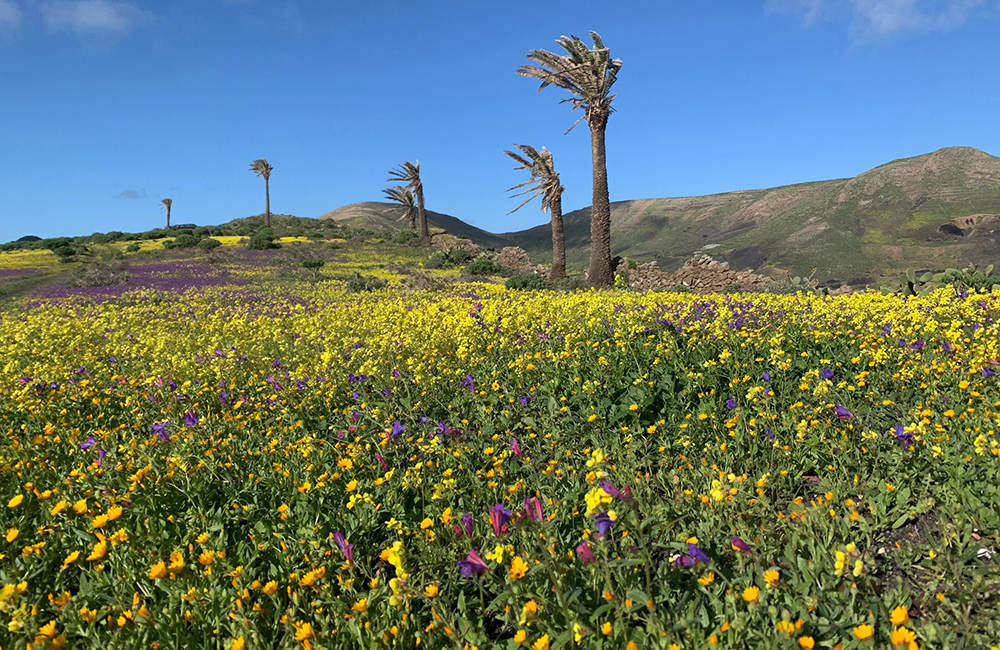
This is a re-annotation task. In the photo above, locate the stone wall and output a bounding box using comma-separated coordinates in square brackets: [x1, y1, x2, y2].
[622, 255, 773, 293]
[492, 247, 548, 276]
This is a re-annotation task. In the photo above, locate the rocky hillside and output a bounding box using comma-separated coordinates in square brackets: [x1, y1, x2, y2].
[321, 147, 1000, 285]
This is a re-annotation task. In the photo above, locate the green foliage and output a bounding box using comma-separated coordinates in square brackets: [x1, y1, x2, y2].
[53, 245, 76, 259]
[505, 273, 552, 290]
[463, 256, 503, 276]
[247, 229, 281, 251]
[198, 238, 222, 251]
[614, 271, 631, 290]
[390, 230, 419, 245]
[425, 248, 472, 269]
[344, 272, 387, 292]
[887, 264, 999, 296]
[125, 243, 141, 253]
[163, 234, 201, 250]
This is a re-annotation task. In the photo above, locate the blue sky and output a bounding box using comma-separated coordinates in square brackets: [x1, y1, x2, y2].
[1, 0, 998, 242]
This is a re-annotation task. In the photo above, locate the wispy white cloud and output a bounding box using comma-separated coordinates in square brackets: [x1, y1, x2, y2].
[767, 0, 993, 35]
[40, 0, 143, 34]
[116, 189, 145, 200]
[0, 0, 23, 30]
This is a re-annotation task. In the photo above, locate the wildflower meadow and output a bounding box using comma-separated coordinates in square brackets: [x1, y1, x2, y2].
[2, 279, 1000, 649]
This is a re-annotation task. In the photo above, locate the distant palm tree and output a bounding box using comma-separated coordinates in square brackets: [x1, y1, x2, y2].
[518, 31, 621, 287]
[387, 161, 429, 242]
[503, 145, 565, 279]
[160, 198, 172, 229]
[249, 159, 274, 228]
[383, 185, 417, 231]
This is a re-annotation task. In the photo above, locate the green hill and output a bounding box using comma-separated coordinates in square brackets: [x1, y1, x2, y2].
[317, 202, 512, 249]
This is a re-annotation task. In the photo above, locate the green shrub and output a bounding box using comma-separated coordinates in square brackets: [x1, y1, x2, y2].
[164, 234, 200, 249]
[464, 256, 503, 276]
[125, 243, 141, 253]
[247, 229, 281, 251]
[390, 230, 419, 245]
[505, 274, 552, 291]
[53, 245, 76, 258]
[198, 238, 222, 251]
[345, 273, 387, 292]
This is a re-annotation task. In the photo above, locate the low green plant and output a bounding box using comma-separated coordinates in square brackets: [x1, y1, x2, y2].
[505, 273, 552, 290]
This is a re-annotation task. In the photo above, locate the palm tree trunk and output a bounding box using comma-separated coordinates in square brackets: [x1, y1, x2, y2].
[409, 209, 416, 231]
[166, 206, 171, 229]
[588, 123, 613, 287]
[417, 187, 429, 242]
[265, 178, 271, 229]
[550, 193, 566, 280]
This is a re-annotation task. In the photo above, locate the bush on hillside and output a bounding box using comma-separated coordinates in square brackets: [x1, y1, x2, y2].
[463, 256, 503, 276]
[390, 230, 419, 245]
[505, 274, 552, 291]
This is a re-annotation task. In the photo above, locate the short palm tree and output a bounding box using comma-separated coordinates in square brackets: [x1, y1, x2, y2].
[387, 161, 429, 242]
[383, 185, 417, 231]
[518, 31, 621, 287]
[249, 159, 274, 228]
[160, 198, 172, 229]
[503, 145, 565, 279]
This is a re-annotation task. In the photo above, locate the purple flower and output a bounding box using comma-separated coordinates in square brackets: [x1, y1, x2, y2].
[389, 420, 405, 439]
[576, 542, 596, 564]
[381, 388, 393, 397]
[892, 425, 914, 447]
[821, 368, 834, 380]
[731, 536, 752, 553]
[459, 374, 475, 393]
[458, 549, 489, 577]
[594, 513, 614, 537]
[910, 339, 925, 351]
[834, 405, 853, 420]
[461, 513, 474, 539]
[333, 530, 355, 566]
[941, 340, 954, 354]
[376, 452, 389, 472]
[79, 436, 96, 451]
[519, 395, 532, 407]
[392, 369, 401, 378]
[599, 480, 632, 503]
[524, 496, 544, 522]
[725, 399, 738, 410]
[688, 543, 710, 565]
[184, 411, 200, 427]
[983, 368, 997, 378]
[95, 448, 107, 466]
[762, 371, 771, 383]
[152, 422, 171, 443]
[674, 554, 696, 568]
[489, 503, 512, 537]
[511, 437, 523, 458]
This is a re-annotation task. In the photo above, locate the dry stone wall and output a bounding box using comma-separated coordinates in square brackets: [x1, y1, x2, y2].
[622, 255, 773, 293]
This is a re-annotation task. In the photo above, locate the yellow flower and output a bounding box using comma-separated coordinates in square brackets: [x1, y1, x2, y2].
[79, 607, 97, 623]
[424, 584, 439, 598]
[352, 598, 368, 612]
[699, 571, 715, 586]
[584, 487, 613, 517]
[232, 636, 246, 650]
[196, 532, 209, 545]
[420, 517, 434, 529]
[261, 580, 278, 595]
[742, 586, 759, 603]
[168, 551, 185, 577]
[891, 627, 916, 647]
[72, 500, 88, 514]
[50, 500, 67, 516]
[346, 480, 358, 492]
[799, 637, 815, 649]
[149, 562, 167, 580]
[198, 551, 215, 566]
[890, 606, 909, 626]
[7, 494, 23, 508]
[514, 630, 527, 643]
[509, 556, 528, 580]
[764, 569, 780, 585]
[853, 624, 874, 641]
[531, 635, 550, 650]
[86, 540, 108, 562]
[5, 528, 18, 543]
[601, 622, 612, 635]
[62, 550, 80, 570]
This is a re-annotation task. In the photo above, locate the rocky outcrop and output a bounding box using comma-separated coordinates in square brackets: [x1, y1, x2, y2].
[429, 231, 482, 256]
[492, 246, 548, 276]
[622, 255, 773, 293]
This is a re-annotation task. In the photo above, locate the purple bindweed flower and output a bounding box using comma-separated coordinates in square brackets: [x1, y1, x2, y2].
[489, 503, 512, 537]
[731, 536, 752, 553]
[762, 371, 771, 383]
[458, 549, 489, 577]
[184, 411, 200, 427]
[910, 339, 925, 351]
[392, 369, 401, 378]
[821, 368, 834, 380]
[599, 480, 633, 503]
[95, 449, 107, 466]
[376, 452, 389, 472]
[688, 543, 710, 565]
[152, 422, 171, 443]
[576, 542, 596, 564]
[519, 395, 532, 407]
[834, 405, 853, 420]
[941, 340, 954, 354]
[725, 399, 738, 410]
[381, 388, 392, 397]
[79, 436, 96, 450]
[459, 374, 475, 393]
[461, 513, 474, 539]
[333, 530, 355, 566]
[389, 421, 405, 440]
[674, 554, 696, 568]
[983, 368, 997, 378]
[892, 425, 914, 447]
[511, 437, 523, 458]
[594, 513, 614, 537]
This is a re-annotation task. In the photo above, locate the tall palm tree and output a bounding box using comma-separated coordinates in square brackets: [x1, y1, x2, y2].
[503, 145, 565, 279]
[383, 185, 417, 231]
[387, 161, 429, 242]
[160, 198, 173, 229]
[249, 159, 274, 228]
[518, 31, 621, 287]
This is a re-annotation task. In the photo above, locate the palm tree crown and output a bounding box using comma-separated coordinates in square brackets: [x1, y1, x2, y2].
[383, 185, 417, 230]
[517, 31, 621, 132]
[503, 145, 562, 215]
[387, 161, 429, 241]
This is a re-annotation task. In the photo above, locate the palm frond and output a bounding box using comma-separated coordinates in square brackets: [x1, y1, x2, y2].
[249, 159, 273, 179]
